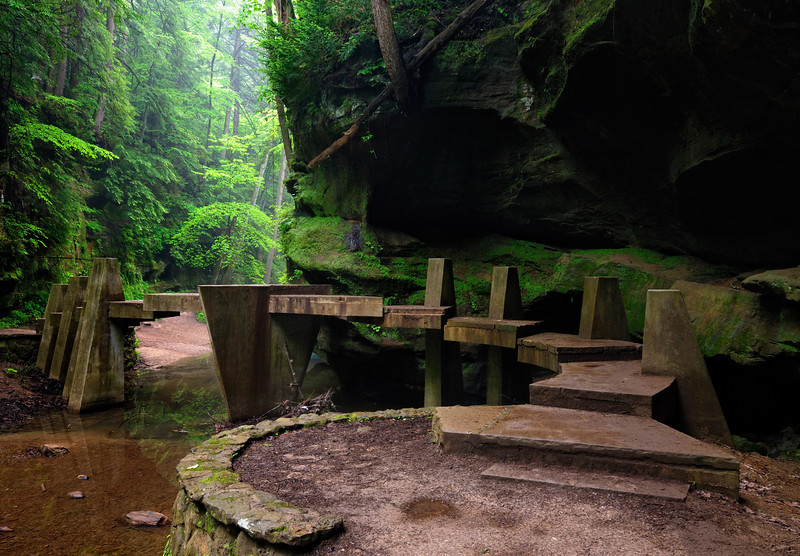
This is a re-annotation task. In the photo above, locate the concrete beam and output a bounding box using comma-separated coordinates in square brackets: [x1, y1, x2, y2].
[642, 289, 733, 446]
[108, 300, 179, 321]
[36, 283, 67, 373]
[142, 293, 203, 313]
[66, 258, 126, 412]
[200, 284, 331, 421]
[268, 294, 383, 318]
[49, 276, 88, 382]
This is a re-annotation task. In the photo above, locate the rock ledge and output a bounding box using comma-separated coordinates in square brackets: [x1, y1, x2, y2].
[169, 408, 431, 555]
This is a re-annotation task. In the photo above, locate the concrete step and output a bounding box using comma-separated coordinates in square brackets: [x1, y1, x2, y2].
[517, 332, 642, 372]
[529, 360, 677, 422]
[482, 462, 690, 501]
[433, 405, 739, 498]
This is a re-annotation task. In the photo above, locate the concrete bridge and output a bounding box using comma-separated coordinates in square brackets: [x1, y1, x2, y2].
[35, 257, 739, 497]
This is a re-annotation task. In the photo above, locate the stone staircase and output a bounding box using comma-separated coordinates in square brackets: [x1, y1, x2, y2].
[434, 278, 740, 500]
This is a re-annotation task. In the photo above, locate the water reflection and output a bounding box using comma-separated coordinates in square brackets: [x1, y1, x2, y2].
[0, 353, 224, 555]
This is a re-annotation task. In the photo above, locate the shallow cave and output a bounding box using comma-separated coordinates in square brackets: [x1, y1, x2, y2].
[708, 354, 800, 443]
[671, 133, 800, 265]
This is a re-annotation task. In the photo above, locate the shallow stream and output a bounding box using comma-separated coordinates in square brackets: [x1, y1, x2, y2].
[0, 354, 224, 555]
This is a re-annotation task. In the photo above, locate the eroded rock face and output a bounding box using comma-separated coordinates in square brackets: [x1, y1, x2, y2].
[280, 1, 800, 430]
[289, 0, 799, 265]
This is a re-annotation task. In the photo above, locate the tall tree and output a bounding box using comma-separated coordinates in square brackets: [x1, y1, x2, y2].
[371, 0, 412, 110]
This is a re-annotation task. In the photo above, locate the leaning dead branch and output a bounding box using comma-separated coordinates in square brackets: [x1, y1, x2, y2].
[307, 0, 494, 170]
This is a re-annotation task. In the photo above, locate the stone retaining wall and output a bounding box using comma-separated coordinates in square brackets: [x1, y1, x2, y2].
[0, 329, 40, 365]
[169, 408, 431, 556]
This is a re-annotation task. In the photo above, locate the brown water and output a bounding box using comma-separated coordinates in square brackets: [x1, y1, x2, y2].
[0, 354, 224, 555]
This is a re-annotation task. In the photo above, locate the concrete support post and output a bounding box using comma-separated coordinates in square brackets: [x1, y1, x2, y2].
[642, 289, 733, 446]
[579, 276, 630, 340]
[424, 258, 462, 407]
[488, 267, 523, 320]
[200, 284, 331, 421]
[49, 276, 89, 382]
[487, 266, 522, 405]
[66, 258, 126, 412]
[36, 283, 67, 373]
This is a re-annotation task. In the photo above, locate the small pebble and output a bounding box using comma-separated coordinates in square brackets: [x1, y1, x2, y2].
[67, 491, 84, 499]
[77, 475, 89, 480]
[0, 526, 13, 532]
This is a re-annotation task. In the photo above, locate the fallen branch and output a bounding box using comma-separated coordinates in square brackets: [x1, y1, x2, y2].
[284, 340, 303, 400]
[307, 0, 494, 170]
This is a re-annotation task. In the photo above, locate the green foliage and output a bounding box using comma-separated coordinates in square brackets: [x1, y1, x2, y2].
[1, 0, 290, 320]
[171, 202, 276, 283]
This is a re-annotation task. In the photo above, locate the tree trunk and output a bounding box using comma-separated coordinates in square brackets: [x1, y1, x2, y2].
[205, 5, 226, 149]
[307, 0, 494, 170]
[92, 6, 115, 137]
[272, 0, 294, 163]
[265, 153, 287, 284]
[231, 27, 242, 136]
[371, 0, 412, 109]
[55, 24, 68, 97]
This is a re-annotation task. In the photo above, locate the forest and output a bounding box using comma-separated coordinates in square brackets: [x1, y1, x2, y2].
[0, 0, 295, 327]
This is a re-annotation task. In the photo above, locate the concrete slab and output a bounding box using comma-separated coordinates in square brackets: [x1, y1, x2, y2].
[444, 318, 543, 348]
[108, 300, 179, 322]
[142, 293, 202, 313]
[518, 332, 642, 372]
[352, 305, 455, 329]
[529, 360, 677, 420]
[434, 405, 739, 498]
[268, 294, 383, 317]
[482, 462, 690, 501]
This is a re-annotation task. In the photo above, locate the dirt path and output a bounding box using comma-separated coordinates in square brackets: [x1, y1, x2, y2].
[134, 313, 211, 368]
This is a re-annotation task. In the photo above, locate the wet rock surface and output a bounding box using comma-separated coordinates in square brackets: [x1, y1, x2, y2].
[125, 510, 167, 526]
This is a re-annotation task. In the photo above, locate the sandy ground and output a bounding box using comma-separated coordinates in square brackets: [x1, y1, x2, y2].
[134, 313, 212, 368]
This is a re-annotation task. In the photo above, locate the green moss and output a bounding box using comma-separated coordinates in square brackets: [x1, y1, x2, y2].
[199, 469, 240, 487]
[282, 216, 390, 282]
[562, 0, 616, 55]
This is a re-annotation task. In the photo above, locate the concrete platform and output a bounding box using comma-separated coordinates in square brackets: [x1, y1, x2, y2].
[529, 360, 677, 421]
[482, 462, 690, 501]
[444, 317, 543, 348]
[143, 293, 203, 313]
[108, 300, 180, 323]
[434, 405, 739, 498]
[351, 305, 456, 329]
[268, 294, 383, 318]
[517, 332, 642, 372]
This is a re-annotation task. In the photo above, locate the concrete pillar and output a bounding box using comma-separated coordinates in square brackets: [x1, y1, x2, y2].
[642, 289, 733, 446]
[199, 284, 331, 421]
[424, 258, 462, 407]
[66, 258, 126, 412]
[488, 266, 523, 320]
[36, 283, 67, 373]
[49, 276, 89, 382]
[579, 276, 630, 341]
[487, 266, 522, 405]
